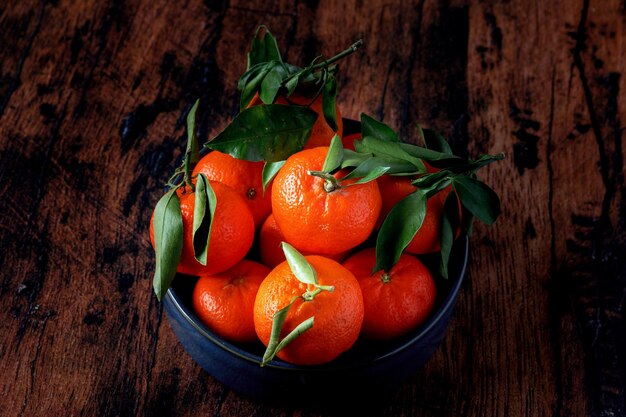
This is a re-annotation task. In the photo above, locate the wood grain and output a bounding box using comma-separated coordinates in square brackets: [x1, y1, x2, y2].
[0, 0, 624, 416]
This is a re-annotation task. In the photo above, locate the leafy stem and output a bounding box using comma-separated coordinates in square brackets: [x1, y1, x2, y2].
[303, 284, 335, 301]
[311, 39, 363, 70]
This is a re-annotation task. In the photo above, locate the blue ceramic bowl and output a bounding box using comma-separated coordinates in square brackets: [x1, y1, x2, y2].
[163, 236, 468, 402]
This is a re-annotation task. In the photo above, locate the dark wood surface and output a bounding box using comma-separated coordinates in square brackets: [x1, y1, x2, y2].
[1, 0, 625, 416]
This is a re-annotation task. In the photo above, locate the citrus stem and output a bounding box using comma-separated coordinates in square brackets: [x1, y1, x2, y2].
[183, 149, 195, 192]
[312, 40, 364, 70]
[308, 170, 341, 192]
[302, 284, 334, 301]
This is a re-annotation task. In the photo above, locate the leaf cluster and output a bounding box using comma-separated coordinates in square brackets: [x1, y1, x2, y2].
[237, 26, 361, 134]
[318, 114, 504, 277]
[152, 100, 218, 301]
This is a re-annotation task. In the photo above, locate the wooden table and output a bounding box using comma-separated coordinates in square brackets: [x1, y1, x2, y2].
[1, 0, 624, 415]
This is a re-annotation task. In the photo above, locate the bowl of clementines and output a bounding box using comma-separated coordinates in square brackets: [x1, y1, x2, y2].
[163, 239, 469, 402]
[150, 27, 503, 403]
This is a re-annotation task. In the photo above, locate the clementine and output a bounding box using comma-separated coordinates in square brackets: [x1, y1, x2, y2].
[150, 181, 255, 276]
[192, 260, 270, 343]
[259, 214, 349, 268]
[253, 255, 364, 365]
[271, 147, 382, 256]
[192, 151, 271, 228]
[342, 248, 436, 340]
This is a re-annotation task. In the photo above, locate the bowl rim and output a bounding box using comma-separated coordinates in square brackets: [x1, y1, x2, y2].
[165, 236, 468, 371]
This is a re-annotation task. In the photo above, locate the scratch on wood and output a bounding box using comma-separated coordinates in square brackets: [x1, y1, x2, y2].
[17, 314, 51, 417]
[213, 385, 229, 417]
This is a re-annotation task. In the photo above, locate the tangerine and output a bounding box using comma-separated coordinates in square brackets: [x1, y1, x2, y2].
[271, 147, 382, 255]
[192, 260, 270, 343]
[150, 181, 255, 276]
[253, 255, 364, 365]
[342, 248, 436, 340]
[192, 151, 271, 228]
[259, 214, 349, 268]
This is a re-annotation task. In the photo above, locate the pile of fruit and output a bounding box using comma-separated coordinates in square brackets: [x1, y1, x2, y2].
[150, 27, 503, 366]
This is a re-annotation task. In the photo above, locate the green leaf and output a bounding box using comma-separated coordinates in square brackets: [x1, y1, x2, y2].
[429, 152, 505, 174]
[343, 156, 416, 180]
[281, 242, 318, 285]
[261, 295, 298, 366]
[186, 100, 200, 164]
[260, 64, 287, 104]
[351, 165, 390, 185]
[192, 174, 216, 265]
[398, 142, 462, 163]
[238, 62, 267, 91]
[359, 137, 427, 172]
[283, 59, 319, 96]
[453, 176, 500, 225]
[412, 170, 452, 189]
[322, 74, 338, 131]
[247, 25, 282, 69]
[374, 190, 428, 272]
[419, 124, 453, 155]
[239, 62, 272, 110]
[467, 152, 506, 171]
[153, 190, 183, 301]
[360, 113, 399, 142]
[262, 316, 314, 366]
[206, 105, 318, 162]
[261, 296, 313, 366]
[262, 160, 285, 192]
[284, 75, 300, 96]
[438, 191, 459, 279]
[322, 134, 343, 173]
[340, 149, 370, 168]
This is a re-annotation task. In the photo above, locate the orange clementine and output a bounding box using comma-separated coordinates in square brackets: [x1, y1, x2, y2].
[150, 181, 255, 276]
[342, 248, 436, 340]
[248, 92, 343, 149]
[192, 151, 271, 228]
[271, 147, 382, 255]
[192, 260, 270, 343]
[253, 255, 364, 365]
[259, 214, 349, 268]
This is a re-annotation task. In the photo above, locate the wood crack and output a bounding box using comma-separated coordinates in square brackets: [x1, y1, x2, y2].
[143, 302, 164, 413]
[570, 0, 625, 414]
[376, 53, 396, 122]
[545, 66, 562, 417]
[212, 385, 229, 417]
[17, 314, 50, 417]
